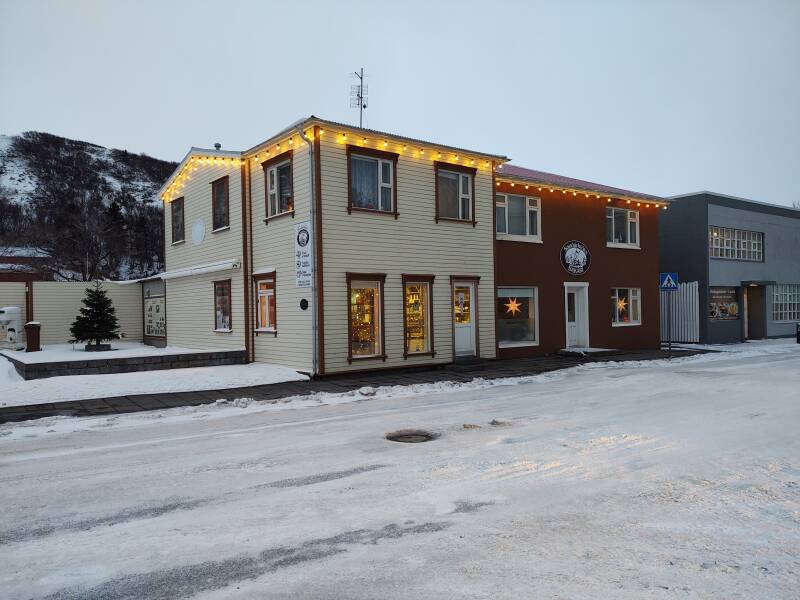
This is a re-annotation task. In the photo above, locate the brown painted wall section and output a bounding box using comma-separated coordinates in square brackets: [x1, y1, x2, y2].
[495, 183, 661, 357]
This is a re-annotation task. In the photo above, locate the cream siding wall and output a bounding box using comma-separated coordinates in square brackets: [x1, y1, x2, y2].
[248, 148, 314, 372]
[0, 283, 27, 313]
[318, 136, 496, 374]
[30, 281, 142, 345]
[163, 160, 245, 351]
[164, 269, 245, 350]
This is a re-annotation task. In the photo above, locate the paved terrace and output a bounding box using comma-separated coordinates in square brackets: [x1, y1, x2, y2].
[0, 348, 701, 423]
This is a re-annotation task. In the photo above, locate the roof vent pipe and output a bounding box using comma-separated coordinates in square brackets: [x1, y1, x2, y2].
[214, 143, 221, 150]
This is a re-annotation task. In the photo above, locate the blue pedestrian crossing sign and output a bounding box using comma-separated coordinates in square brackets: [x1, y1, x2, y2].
[659, 272, 679, 291]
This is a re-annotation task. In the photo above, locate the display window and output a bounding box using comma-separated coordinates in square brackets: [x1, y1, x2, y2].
[497, 287, 539, 347]
[214, 280, 232, 331]
[708, 287, 739, 320]
[611, 287, 641, 325]
[347, 274, 386, 361]
[403, 276, 435, 356]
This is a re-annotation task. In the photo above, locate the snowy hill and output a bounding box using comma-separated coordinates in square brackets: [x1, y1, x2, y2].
[0, 132, 177, 280]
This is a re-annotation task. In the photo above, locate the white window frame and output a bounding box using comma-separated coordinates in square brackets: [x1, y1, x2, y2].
[709, 226, 764, 261]
[266, 160, 292, 218]
[611, 287, 641, 326]
[606, 207, 640, 249]
[255, 278, 276, 332]
[497, 286, 540, 348]
[350, 154, 394, 212]
[773, 283, 800, 322]
[438, 169, 473, 221]
[496, 194, 542, 242]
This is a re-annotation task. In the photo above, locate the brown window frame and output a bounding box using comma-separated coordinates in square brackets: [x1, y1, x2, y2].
[261, 149, 295, 224]
[213, 279, 233, 332]
[434, 161, 477, 227]
[171, 197, 185, 244]
[346, 272, 387, 363]
[211, 176, 230, 231]
[253, 271, 277, 336]
[401, 274, 436, 359]
[346, 145, 399, 219]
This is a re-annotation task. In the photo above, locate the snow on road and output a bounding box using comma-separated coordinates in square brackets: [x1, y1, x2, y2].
[0, 340, 798, 599]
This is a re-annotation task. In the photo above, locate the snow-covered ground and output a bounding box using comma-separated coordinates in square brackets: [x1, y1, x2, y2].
[0, 343, 306, 406]
[0, 340, 798, 599]
[0, 341, 236, 364]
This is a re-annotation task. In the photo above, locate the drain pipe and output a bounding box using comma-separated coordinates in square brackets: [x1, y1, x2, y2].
[297, 126, 318, 377]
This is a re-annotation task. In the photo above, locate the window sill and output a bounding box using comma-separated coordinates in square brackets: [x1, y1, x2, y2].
[437, 216, 476, 227]
[213, 328, 233, 333]
[498, 341, 540, 348]
[348, 353, 387, 363]
[611, 322, 641, 327]
[497, 234, 543, 244]
[212, 225, 230, 233]
[403, 350, 436, 359]
[171, 239, 186, 246]
[348, 206, 399, 219]
[263, 210, 294, 225]
[255, 327, 277, 336]
[606, 242, 640, 250]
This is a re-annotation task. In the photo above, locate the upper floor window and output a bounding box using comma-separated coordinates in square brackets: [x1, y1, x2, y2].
[496, 194, 540, 241]
[435, 162, 475, 225]
[262, 151, 294, 220]
[606, 207, 639, 247]
[347, 146, 398, 216]
[709, 226, 763, 261]
[211, 176, 229, 231]
[171, 197, 185, 244]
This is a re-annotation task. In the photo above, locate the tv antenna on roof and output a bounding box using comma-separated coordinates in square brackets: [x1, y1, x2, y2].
[349, 67, 368, 127]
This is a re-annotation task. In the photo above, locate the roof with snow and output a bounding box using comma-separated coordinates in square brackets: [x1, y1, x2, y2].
[499, 164, 664, 202]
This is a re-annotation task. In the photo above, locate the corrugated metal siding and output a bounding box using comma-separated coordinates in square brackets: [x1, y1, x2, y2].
[318, 137, 496, 374]
[31, 281, 142, 344]
[660, 281, 700, 343]
[164, 269, 245, 351]
[249, 149, 314, 372]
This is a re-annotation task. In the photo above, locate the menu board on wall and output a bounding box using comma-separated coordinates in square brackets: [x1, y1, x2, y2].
[145, 296, 166, 337]
[709, 287, 739, 320]
[294, 221, 313, 288]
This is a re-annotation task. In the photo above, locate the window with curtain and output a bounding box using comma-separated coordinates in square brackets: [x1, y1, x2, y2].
[266, 160, 293, 218]
[214, 280, 232, 331]
[496, 194, 540, 239]
[212, 177, 229, 230]
[611, 287, 641, 325]
[255, 277, 276, 331]
[171, 197, 184, 243]
[438, 169, 472, 220]
[351, 154, 394, 212]
[606, 207, 639, 246]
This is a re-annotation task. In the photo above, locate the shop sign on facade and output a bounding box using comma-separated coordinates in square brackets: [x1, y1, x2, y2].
[144, 296, 166, 337]
[560, 240, 591, 275]
[709, 287, 740, 320]
[294, 221, 313, 288]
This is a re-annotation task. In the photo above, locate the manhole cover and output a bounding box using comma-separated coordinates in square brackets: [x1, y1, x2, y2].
[386, 429, 438, 443]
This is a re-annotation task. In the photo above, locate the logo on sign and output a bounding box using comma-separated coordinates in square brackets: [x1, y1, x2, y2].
[659, 272, 679, 290]
[560, 240, 591, 275]
[296, 228, 310, 247]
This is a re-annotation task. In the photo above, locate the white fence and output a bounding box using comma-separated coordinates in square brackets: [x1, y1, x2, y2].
[660, 281, 700, 343]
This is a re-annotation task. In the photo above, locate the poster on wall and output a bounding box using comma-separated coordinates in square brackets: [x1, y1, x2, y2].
[294, 221, 313, 288]
[144, 296, 166, 337]
[709, 287, 739, 320]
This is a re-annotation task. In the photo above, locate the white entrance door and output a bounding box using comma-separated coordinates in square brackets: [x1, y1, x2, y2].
[453, 282, 476, 356]
[564, 284, 589, 348]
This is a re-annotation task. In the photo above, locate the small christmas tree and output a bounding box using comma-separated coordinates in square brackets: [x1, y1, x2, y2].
[69, 281, 121, 350]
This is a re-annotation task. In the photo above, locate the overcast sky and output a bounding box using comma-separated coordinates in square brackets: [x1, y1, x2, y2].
[1, 0, 798, 206]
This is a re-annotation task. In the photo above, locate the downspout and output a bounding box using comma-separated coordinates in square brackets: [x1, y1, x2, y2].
[297, 126, 318, 377]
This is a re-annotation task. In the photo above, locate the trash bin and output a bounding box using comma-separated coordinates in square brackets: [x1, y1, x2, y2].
[796, 322, 800, 344]
[24, 321, 41, 352]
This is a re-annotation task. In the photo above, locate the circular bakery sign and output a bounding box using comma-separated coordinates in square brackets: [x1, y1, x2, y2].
[560, 240, 591, 275]
[296, 227, 310, 247]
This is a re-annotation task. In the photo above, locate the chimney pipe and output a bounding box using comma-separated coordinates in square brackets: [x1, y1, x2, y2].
[214, 143, 221, 150]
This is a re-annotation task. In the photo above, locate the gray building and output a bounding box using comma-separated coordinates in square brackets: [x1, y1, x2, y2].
[660, 192, 800, 343]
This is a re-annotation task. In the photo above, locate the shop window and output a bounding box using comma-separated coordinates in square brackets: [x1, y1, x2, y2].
[496, 194, 540, 240]
[606, 207, 639, 247]
[611, 287, 641, 326]
[263, 152, 294, 220]
[347, 146, 398, 215]
[211, 176, 229, 230]
[347, 274, 386, 361]
[773, 284, 800, 322]
[171, 197, 185, 244]
[435, 162, 475, 224]
[403, 276, 434, 356]
[254, 275, 276, 331]
[497, 287, 538, 347]
[214, 280, 232, 331]
[709, 226, 763, 261]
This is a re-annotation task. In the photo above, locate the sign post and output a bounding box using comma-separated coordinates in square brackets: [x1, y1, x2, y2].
[659, 272, 679, 356]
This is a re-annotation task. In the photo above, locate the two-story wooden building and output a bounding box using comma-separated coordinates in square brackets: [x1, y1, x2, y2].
[158, 117, 507, 375]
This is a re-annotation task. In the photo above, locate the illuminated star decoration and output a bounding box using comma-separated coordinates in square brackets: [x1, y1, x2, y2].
[504, 298, 522, 316]
[617, 297, 628, 313]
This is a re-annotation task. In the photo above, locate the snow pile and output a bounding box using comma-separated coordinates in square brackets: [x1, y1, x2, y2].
[0, 341, 237, 364]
